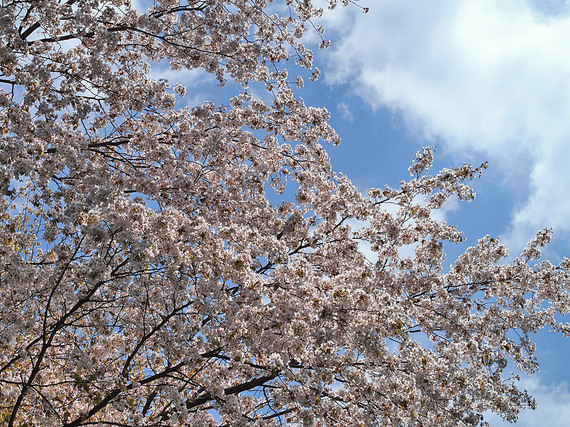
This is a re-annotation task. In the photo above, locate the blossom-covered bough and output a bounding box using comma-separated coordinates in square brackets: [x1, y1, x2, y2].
[1, 0, 569, 425]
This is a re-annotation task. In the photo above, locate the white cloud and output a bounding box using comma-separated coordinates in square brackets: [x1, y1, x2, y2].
[147, 61, 239, 110]
[346, 194, 459, 263]
[484, 375, 570, 426]
[321, 0, 570, 251]
[130, 0, 151, 13]
[337, 101, 354, 121]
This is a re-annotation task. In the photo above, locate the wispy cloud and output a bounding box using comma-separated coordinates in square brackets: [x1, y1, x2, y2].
[337, 101, 354, 121]
[484, 375, 570, 426]
[321, 0, 570, 251]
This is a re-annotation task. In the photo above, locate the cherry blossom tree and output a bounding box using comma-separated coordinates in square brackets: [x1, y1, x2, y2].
[1, 0, 569, 425]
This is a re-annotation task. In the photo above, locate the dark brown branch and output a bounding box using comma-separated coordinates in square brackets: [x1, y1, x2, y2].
[63, 362, 186, 427]
[19, 0, 78, 41]
[184, 373, 278, 412]
[121, 300, 194, 378]
[0, 258, 129, 377]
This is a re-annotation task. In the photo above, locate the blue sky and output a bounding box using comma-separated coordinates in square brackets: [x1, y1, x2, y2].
[143, 0, 570, 424]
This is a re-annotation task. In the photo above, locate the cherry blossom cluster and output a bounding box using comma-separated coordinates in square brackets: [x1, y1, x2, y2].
[1, 1, 569, 426]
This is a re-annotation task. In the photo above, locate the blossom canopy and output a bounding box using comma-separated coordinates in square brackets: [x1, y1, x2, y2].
[0, 0, 569, 426]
